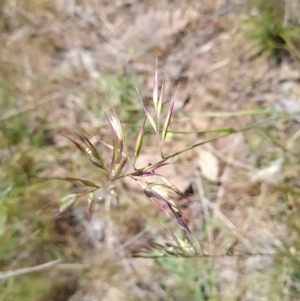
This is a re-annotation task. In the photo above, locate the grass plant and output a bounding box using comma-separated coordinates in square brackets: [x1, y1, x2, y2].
[244, 0, 300, 63]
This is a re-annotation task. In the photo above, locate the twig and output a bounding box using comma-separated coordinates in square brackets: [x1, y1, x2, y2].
[0, 259, 60, 280]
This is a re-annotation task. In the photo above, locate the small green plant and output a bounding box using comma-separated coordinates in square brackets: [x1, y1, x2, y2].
[244, 0, 300, 63]
[106, 71, 139, 112]
[0, 142, 71, 300]
[156, 257, 218, 301]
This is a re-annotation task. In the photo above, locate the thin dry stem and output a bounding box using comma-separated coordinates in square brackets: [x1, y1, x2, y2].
[0, 260, 61, 280]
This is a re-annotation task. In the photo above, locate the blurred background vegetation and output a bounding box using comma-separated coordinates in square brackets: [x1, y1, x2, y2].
[1, 0, 300, 300]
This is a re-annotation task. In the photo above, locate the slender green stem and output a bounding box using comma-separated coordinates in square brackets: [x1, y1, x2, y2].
[169, 127, 235, 135]
[119, 120, 263, 179]
[160, 133, 230, 162]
